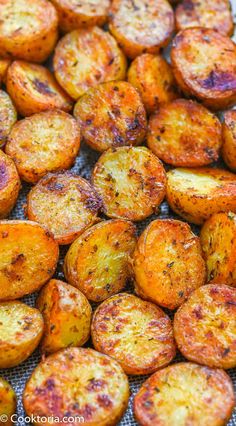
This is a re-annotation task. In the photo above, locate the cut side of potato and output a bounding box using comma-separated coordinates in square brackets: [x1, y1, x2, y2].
[0, 90, 17, 148]
[0, 378, 16, 425]
[222, 110, 236, 172]
[0, 151, 21, 219]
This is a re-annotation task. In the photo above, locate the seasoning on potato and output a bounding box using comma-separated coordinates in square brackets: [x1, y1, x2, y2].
[222, 110, 236, 172]
[134, 362, 235, 426]
[171, 27, 236, 110]
[6, 110, 80, 184]
[92, 146, 166, 221]
[23, 347, 129, 425]
[64, 219, 136, 302]
[0, 91, 17, 148]
[53, 26, 127, 100]
[0, 59, 11, 86]
[92, 293, 176, 375]
[6, 61, 73, 117]
[0, 378, 16, 425]
[0, 151, 21, 219]
[74, 81, 147, 152]
[147, 99, 222, 167]
[0, 220, 59, 301]
[166, 167, 236, 225]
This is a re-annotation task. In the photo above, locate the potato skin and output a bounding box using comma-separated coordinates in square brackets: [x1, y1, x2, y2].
[36, 279, 92, 355]
[0, 59, 11, 86]
[167, 167, 236, 225]
[222, 110, 236, 172]
[0, 151, 21, 219]
[0, 90, 17, 148]
[6, 61, 73, 117]
[147, 98, 222, 167]
[0, 378, 16, 425]
[53, 27, 127, 100]
[23, 347, 129, 426]
[134, 362, 235, 426]
[74, 81, 147, 152]
[0, 220, 59, 300]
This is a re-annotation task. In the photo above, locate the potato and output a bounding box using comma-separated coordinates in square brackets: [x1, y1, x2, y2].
[222, 110, 236, 172]
[0, 0, 58, 63]
[6, 110, 80, 184]
[171, 28, 236, 110]
[0, 220, 59, 300]
[74, 81, 147, 152]
[200, 212, 236, 286]
[6, 61, 73, 117]
[0, 91, 17, 148]
[0, 378, 16, 425]
[132, 219, 206, 310]
[92, 293, 176, 375]
[92, 147, 166, 221]
[0, 59, 11, 86]
[36, 279, 92, 355]
[0, 301, 43, 368]
[147, 99, 222, 167]
[64, 220, 136, 302]
[53, 27, 127, 100]
[0, 151, 21, 219]
[109, 0, 174, 59]
[23, 347, 129, 426]
[166, 167, 236, 225]
[127, 53, 178, 115]
[134, 362, 235, 426]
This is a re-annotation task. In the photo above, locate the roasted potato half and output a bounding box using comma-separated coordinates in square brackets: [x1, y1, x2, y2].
[171, 28, 236, 110]
[167, 167, 236, 225]
[0, 378, 16, 425]
[92, 146, 166, 221]
[222, 110, 236, 172]
[74, 81, 147, 152]
[36, 279, 92, 355]
[64, 220, 136, 302]
[0, 151, 21, 219]
[132, 219, 206, 310]
[23, 347, 129, 426]
[134, 362, 235, 426]
[53, 27, 127, 100]
[0, 59, 11, 86]
[6, 110, 80, 184]
[92, 293, 176, 375]
[0, 0, 58, 63]
[0, 301, 43, 368]
[147, 99, 222, 167]
[0, 91, 17, 148]
[109, 0, 174, 59]
[0, 220, 59, 300]
[6, 61, 73, 117]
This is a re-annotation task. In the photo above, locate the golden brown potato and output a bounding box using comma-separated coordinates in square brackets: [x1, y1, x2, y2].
[0, 0, 58, 63]
[64, 220, 136, 302]
[174, 284, 236, 369]
[0, 151, 20, 219]
[92, 146, 166, 221]
[27, 172, 101, 244]
[109, 0, 174, 59]
[6, 110, 80, 184]
[92, 293, 176, 375]
[6, 61, 73, 117]
[171, 28, 236, 110]
[134, 362, 235, 426]
[74, 81, 147, 152]
[0, 220, 59, 301]
[0, 301, 43, 368]
[23, 347, 129, 426]
[36, 279, 92, 355]
[132, 219, 206, 310]
[0, 378, 16, 425]
[0, 91, 17, 148]
[167, 167, 236, 225]
[0, 59, 11, 86]
[147, 99, 222, 167]
[200, 212, 236, 286]
[53, 27, 127, 100]
[222, 110, 236, 171]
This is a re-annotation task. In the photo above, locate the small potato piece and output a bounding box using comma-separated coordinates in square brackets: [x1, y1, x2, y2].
[6, 61, 73, 117]
[134, 362, 235, 426]
[0, 0, 58, 63]
[0, 301, 43, 368]
[171, 28, 236, 110]
[74, 81, 147, 152]
[0, 91, 17, 148]
[109, 0, 174, 59]
[127, 53, 178, 115]
[92, 147, 166, 221]
[0, 151, 20, 219]
[167, 167, 236, 225]
[6, 110, 80, 184]
[53, 27, 127, 100]
[0, 59, 11, 86]
[132, 219, 206, 310]
[0, 378, 16, 425]
[222, 110, 236, 171]
[0, 220, 59, 300]
[147, 99, 222, 167]
[92, 293, 176, 375]
[37, 279, 92, 355]
[23, 347, 129, 426]
[27, 172, 101, 244]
